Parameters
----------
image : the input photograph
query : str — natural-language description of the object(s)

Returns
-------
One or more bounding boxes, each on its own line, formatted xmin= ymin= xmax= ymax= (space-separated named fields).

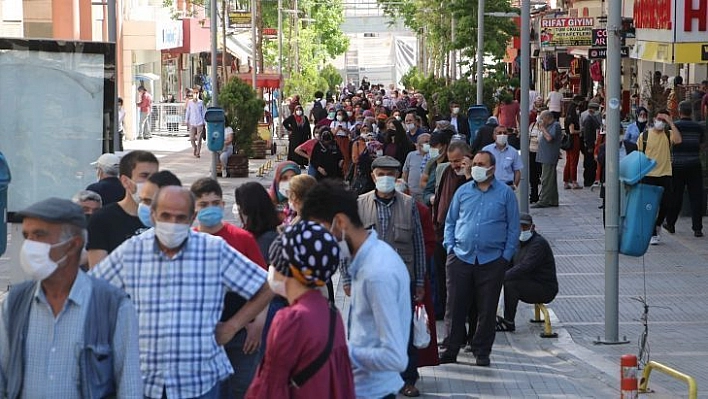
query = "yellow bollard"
xmin=639 ymin=361 xmax=697 ymax=399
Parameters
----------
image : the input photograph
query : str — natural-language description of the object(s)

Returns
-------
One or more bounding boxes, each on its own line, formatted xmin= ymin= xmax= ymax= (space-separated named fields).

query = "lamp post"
xmin=476 ymin=0 xmax=484 ymax=104
xmin=210 ymin=0 xmax=219 ymax=180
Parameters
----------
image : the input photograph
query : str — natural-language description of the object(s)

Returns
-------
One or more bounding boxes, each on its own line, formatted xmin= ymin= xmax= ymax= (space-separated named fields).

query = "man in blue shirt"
xmin=439 ymin=150 xmax=520 ymax=366
xmin=301 ymin=181 xmax=411 ymax=399
xmin=482 ymin=126 xmax=523 ymax=188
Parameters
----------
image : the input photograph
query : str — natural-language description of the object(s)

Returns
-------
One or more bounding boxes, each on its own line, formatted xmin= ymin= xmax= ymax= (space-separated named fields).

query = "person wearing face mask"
xmin=136 ymin=170 xmax=182 ymax=228
xmin=482 ymin=126 xmax=523 ymax=188
xmin=1 ymin=198 xmax=143 ymax=398
xmin=625 ymin=106 xmax=649 ymax=144
xmin=531 ymin=111 xmax=562 ymax=208
xmin=300 ymin=181 xmax=411 ymax=399
xmin=286 ymin=174 xmax=318 ymax=226
xmin=190 ymin=178 xmax=269 ymax=398
xmin=87 ymin=150 xmax=159 ymax=268
xmin=268 ymin=161 xmax=301 ymax=223
xmin=316 ymin=106 xmax=338 ymax=128
xmin=86 ymin=152 xmax=125 ymax=205
xmin=580 ymin=102 xmax=602 ymax=187
xmin=246 ymin=221 xmax=355 ymax=398
xmin=353 ymin=156 xmax=426 ymax=397
xmin=310 ymin=128 xmax=344 ymax=181
xmin=637 ymin=109 xmax=682 ymax=245
xmin=442 ymin=101 xmax=471 ymax=138
xmin=470 ymin=116 xmax=499 ymax=155
xmin=283 ymin=105 xmax=312 ymax=168
xmin=496 ymin=213 xmax=558 ymax=333
xmin=439 ymin=150 xmax=520 ymax=366
xmin=402 ymin=133 xmax=431 ymax=202
xmin=330 ymin=110 xmax=353 ymax=176
xmin=91 ymin=186 xmax=274 ymax=399
xmin=404 ymin=111 xmax=425 ymax=143
xmin=421 ymin=129 xmax=453 ymax=205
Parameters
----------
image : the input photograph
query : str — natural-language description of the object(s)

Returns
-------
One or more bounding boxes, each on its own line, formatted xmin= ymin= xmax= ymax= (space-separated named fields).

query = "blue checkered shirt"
xmin=90 ymin=229 xmax=267 ymax=399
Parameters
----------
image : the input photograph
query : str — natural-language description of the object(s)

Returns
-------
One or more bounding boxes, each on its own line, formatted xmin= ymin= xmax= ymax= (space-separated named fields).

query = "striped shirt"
xmin=91 ymin=229 xmax=267 ymax=399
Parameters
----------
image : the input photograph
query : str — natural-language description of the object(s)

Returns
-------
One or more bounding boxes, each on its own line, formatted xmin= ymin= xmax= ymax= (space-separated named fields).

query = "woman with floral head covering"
xmin=246 ymin=221 xmax=354 ymax=398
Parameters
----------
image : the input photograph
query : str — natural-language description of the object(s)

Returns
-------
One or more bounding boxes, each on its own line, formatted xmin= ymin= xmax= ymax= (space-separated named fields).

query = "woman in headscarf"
xmin=625 ymin=106 xmax=648 ymax=144
xmin=246 ymin=221 xmax=354 ymax=398
xmin=309 ymin=127 xmax=344 ymax=181
xmin=283 ymin=104 xmax=311 ymax=168
xmin=383 ymin=117 xmax=416 ymax=169
xmin=268 ymin=161 xmax=301 ymax=223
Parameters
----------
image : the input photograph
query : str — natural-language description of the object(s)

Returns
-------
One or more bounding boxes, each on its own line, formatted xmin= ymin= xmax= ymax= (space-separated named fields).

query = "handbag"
xmin=529 ymin=123 xmax=540 ymax=153
xmin=413 ymin=303 xmax=431 ymax=349
xmin=560 ymin=130 xmax=573 ymax=151
xmin=290 ymin=304 xmax=337 ymax=388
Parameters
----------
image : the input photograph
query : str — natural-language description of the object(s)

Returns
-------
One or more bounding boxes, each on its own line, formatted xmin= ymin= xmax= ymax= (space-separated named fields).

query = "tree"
xmin=320 ymin=64 xmax=343 ymax=93
xmin=219 ymin=77 xmax=266 ymax=156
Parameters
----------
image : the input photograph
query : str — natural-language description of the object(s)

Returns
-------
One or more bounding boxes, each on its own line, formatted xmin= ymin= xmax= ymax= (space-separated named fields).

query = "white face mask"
xmin=653 ymin=121 xmax=666 ymax=131
xmin=295 ymin=110 xmax=303 ymax=116
xmin=279 ymin=181 xmax=290 ymax=198
xmin=452 ymin=107 xmax=460 ymax=115
xmin=455 ymin=167 xmax=467 ymax=176
xmin=429 ymin=148 xmax=440 ymax=158
xmin=406 ymin=123 xmax=416 ymax=132
xmin=519 ymin=229 xmax=533 ymax=242
xmin=337 ymin=115 xmax=344 ymax=122
xmin=471 ymin=166 xmax=490 ymax=182
xmin=375 ymin=150 xmax=383 ymax=157
xmin=375 ymin=175 xmax=396 ymax=193
xmin=330 ymin=217 xmax=351 ymax=264
xmin=20 ymin=239 xmax=70 ymax=281
xmin=155 ymin=221 xmax=190 ymax=249
xmin=496 ymin=134 xmax=508 ymax=146
xmin=638 ymin=116 xmax=647 ymax=123
xmin=267 ymin=265 xmax=287 ymax=297
xmin=132 ymin=182 xmax=144 ymax=204
xmin=421 ymin=143 xmax=430 ymax=153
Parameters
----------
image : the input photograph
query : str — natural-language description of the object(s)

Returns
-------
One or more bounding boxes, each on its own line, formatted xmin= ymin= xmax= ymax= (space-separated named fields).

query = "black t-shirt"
xmin=86 ymin=177 xmax=126 ymax=205
xmin=87 ymin=203 xmax=148 ymax=253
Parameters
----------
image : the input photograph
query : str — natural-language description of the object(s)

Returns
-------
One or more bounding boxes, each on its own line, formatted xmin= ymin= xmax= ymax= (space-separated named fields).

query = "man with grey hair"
xmin=531 ymin=110 xmax=562 ymax=208
xmin=86 ymin=153 xmax=125 ymax=205
xmin=91 ymin=186 xmax=273 ymax=399
xmin=402 ymin=132 xmax=431 ymax=201
xmin=0 ymin=197 xmax=142 ymax=398
xmin=72 ymin=190 xmax=103 ymax=216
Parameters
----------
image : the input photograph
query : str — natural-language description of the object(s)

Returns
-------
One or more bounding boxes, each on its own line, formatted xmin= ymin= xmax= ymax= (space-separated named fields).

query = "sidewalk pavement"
xmin=126 ymin=137 xmax=708 ymax=397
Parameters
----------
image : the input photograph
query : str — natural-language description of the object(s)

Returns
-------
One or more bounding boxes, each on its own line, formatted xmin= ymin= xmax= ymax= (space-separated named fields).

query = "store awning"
xmin=235 ymin=73 xmax=282 ymax=89
xmin=135 ymin=73 xmax=160 ymax=81
xmin=225 ymin=34 xmax=253 ymax=63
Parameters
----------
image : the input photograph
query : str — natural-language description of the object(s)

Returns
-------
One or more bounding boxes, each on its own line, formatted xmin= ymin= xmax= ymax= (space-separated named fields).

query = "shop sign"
xmin=588 ymin=46 xmax=629 ymax=59
xmin=156 ymin=20 xmax=183 ymax=50
xmin=262 ymin=28 xmax=278 ymax=38
xmin=703 ymin=44 xmax=708 ymax=61
xmin=229 ymin=11 xmax=252 ymax=28
xmin=635 ymin=0 xmax=708 ymax=43
xmin=540 ymin=17 xmax=594 ymax=48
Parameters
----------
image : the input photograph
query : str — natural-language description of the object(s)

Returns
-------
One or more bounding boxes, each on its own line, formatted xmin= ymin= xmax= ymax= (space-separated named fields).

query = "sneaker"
xmin=650 ymin=235 xmax=660 ymax=245
xmin=694 ymin=230 xmax=704 ymax=238
xmin=662 ymin=223 xmax=675 ymax=234
xmin=475 ymin=355 xmax=491 ymax=367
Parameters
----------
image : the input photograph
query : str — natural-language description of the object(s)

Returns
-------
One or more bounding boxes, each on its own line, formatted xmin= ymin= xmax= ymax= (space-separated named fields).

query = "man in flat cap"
xmin=496 ymin=213 xmax=558 ymax=332
xmin=353 ymin=155 xmax=425 ymax=397
xmin=0 ymin=197 xmax=142 ymax=398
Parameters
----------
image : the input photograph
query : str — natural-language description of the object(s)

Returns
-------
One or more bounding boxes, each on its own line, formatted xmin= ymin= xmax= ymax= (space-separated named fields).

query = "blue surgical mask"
xmin=519 ymin=229 xmax=533 ymax=242
xmin=197 ymin=206 xmax=224 ymax=228
xmin=138 ymin=203 xmax=153 ymax=227
xmin=375 ymin=175 xmax=396 ymax=193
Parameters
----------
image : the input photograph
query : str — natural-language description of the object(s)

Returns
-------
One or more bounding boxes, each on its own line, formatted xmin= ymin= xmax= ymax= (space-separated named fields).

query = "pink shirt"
xmin=497 ymin=101 xmax=520 ymax=128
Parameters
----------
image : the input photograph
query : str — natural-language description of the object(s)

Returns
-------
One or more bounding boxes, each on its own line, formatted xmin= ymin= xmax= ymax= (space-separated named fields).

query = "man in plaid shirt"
xmin=91 ymin=186 xmax=273 ymax=399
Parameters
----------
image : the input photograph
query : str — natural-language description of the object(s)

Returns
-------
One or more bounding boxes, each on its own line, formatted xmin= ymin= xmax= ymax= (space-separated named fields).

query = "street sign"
xmin=588 ymin=46 xmax=630 ymax=59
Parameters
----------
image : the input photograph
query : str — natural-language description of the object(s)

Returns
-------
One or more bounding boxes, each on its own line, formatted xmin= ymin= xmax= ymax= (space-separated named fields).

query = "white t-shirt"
xmin=528 ymin=90 xmax=539 ymax=112
xmin=547 ymin=91 xmax=563 ymax=112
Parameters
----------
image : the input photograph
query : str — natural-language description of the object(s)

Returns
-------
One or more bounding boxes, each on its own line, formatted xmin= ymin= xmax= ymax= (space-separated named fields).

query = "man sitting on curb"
xmin=496 ymin=213 xmax=558 ymax=332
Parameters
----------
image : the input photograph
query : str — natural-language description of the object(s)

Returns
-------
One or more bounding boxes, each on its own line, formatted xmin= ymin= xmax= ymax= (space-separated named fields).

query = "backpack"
xmin=312 ymin=101 xmax=327 ymax=123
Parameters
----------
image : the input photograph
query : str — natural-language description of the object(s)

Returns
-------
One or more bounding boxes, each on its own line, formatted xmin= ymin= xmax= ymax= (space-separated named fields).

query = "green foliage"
xmin=320 ymin=64 xmax=343 ymax=93
xmin=219 ymin=77 xmax=266 ymax=156
xmin=284 ymin=66 xmax=329 ymax=101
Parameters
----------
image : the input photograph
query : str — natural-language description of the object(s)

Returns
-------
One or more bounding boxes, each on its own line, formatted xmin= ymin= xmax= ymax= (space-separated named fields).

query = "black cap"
xmin=520 ymin=212 xmax=533 ymax=226
xmin=17 ymin=197 xmax=87 ymax=228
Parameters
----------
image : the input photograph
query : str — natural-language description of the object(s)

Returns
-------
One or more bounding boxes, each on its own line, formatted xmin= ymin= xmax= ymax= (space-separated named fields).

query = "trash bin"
xmin=205 ymin=107 xmax=225 ymax=152
xmin=467 ymin=105 xmax=489 ymax=146
xmin=618 ymin=150 xmax=662 ymax=256
xmin=0 ymin=151 xmax=11 ymax=256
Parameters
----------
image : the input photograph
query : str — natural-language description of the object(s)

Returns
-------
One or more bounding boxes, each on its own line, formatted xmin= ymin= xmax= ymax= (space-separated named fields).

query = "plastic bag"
xmin=413 ymin=303 xmax=431 ymax=349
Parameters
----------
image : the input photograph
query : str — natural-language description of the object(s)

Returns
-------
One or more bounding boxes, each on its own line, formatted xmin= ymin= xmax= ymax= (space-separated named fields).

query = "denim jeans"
xmin=219 ymin=329 xmax=263 ymax=399
xmin=139 ymin=111 xmax=151 ymax=138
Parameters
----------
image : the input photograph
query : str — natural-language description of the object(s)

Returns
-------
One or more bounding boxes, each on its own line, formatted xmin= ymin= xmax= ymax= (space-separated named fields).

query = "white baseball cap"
xmin=91 ymin=153 xmax=121 ymax=171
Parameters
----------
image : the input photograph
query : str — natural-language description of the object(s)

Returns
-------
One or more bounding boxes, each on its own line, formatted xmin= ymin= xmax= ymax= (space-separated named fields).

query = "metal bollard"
xmin=620 ymin=354 xmax=638 ymax=399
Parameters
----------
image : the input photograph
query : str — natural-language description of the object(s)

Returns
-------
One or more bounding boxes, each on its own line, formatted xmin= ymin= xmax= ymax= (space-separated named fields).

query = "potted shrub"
xmin=219 ymin=77 xmax=266 ymax=160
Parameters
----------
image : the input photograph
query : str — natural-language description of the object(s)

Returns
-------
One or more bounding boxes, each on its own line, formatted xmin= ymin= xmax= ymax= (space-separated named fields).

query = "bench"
xmin=529 ymin=303 xmax=558 ymax=338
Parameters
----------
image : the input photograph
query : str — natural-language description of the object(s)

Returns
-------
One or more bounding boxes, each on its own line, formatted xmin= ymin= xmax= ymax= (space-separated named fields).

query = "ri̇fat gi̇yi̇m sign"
xmin=540 ymin=17 xmax=595 ymax=48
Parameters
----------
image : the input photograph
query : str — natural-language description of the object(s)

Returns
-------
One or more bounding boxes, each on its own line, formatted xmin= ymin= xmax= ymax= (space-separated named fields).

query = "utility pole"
xmin=476 ymin=0 xmax=485 ymax=104
xmin=293 ymin=0 xmax=299 ymax=74
xmin=278 ymin=0 xmax=284 ymax=137
xmin=251 ymin=0 xmax=257 ymax=89
xmin=519 ymin=0 xmax=530 ymax=213
xmin=600 ymin=0 xmax=626 ymax=345
xmin=450 ymin=16 xmax=456 ymax=80
xmin=210 ymin=0 xmax=219 ymax=180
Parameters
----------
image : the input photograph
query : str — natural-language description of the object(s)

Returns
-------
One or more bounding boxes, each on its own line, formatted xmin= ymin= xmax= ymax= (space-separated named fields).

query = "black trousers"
xmin=582 ymin=149 xmax=596 ymax=187
xmin=503 ymin=280 xmax=557 ymax=322
xmin=433 ymin=241 xmax=447 ymax=319
xmin=641 ymin=175 xmax=673 ymax=235
xmin=529 ymin=152 xmax=542 ymax=203
xmin=444 ymin=254 xmax=505 ymax=357
xmin=666 ymin=166 xmax=704 ymax=232
xmin=401 ymin=284 xmax=419 ymax=385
